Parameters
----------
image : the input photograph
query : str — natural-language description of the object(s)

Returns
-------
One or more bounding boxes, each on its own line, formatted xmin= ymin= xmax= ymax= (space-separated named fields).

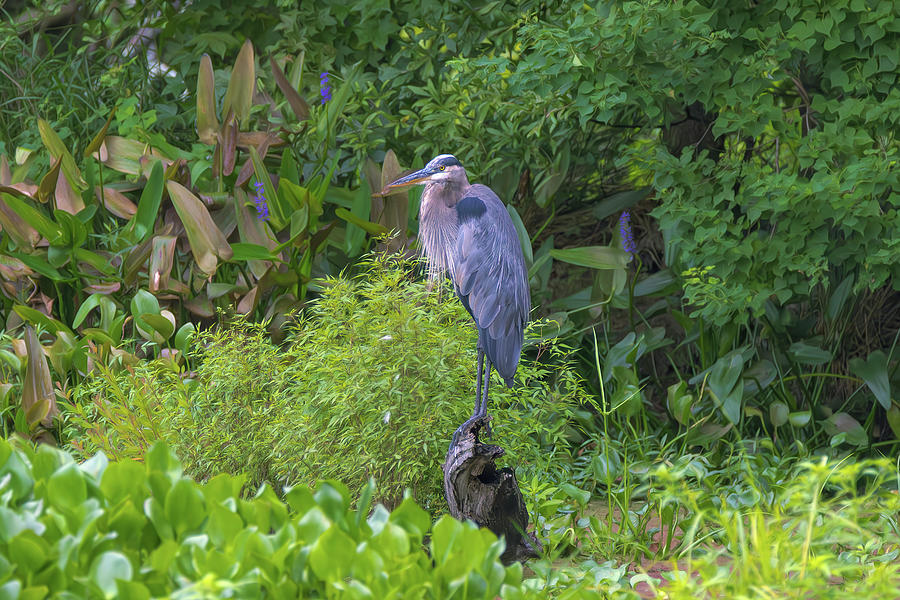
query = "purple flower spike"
xmin=320 ymin=72 xmax=332 ymax=105
xmin=252 ymin=180 xmax=269 ymax=221
xmin=619 ymin=211 xmax=636 ymax=254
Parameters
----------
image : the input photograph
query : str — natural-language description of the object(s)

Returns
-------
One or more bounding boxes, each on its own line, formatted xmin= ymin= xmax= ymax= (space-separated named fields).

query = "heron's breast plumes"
xmin=419 ymin=186 xmax=460 ymax=282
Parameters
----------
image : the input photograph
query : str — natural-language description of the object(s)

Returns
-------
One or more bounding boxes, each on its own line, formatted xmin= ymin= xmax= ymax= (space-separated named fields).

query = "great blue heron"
xmin=381 ymin=154 xmax=531 ymax=425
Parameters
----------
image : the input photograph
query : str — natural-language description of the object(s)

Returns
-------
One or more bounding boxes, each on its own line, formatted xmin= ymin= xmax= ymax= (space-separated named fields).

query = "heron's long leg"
xmin=478 ymin=357 xmax=492 ymax=418
xmin=473 ymin=348 xmax=484 ymax=418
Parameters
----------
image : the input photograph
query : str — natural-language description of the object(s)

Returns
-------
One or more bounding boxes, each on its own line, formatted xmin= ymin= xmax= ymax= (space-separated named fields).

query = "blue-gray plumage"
xmin=382 ymin=154 xmax=531 ymax=423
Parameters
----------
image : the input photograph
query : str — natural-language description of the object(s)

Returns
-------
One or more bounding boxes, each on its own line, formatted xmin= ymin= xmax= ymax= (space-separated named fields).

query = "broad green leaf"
xmin=166 ymin=180 xmax=233 ymax=275
xmin=15 ymin=306 xmax=72 ymax=336
xmin=164 ymin=478 xmax=206 ymax=536
xmin=388 ymin=495 xmax=430 ymax=540
xmin=559 ymin=482 xmax=591 ymax=506
xmin=849 ymin=351 xmax=891 ymax=410
xmin=309 ymin=525 xmax=355 ymax=581
xmin=100 ymin=460 xmax=147 ymax=505
xmin=47 ymin=462 xmax=87 ymax=508
xmin=131 ymin=289 xmax=160 ymax=317
xmin=222 ymin=39 xmax=255 ymax=124
xmin=197 ymin=54 xmax=219 ymax=145
xmin=131 ymin=161 xmax=165 ymax=241
xmin=90 ymin=551 xmax=133 ymax=597
xmin=141 ymin=313 xmax=175 ymax=341
xmin=8 ymin=251 xmax=65 ymax=281
xmin=550 ymin=246 xmax=627 ymax=270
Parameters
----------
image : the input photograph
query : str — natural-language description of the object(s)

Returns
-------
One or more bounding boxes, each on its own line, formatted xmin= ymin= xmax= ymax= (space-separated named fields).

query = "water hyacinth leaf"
xmin=787 ymin=341 xmax=832 ymax=365
xmin=769 ymin=401 xmax=789 ymax=427
xmin=90 ymin=551 xmax=133 ymax=597
xmin=22 ymin=325 xmax=57 ymax=428
xmin=166 ymin=180 xmax=233 ymax=275
xmin=38 ymin=119 xmax=85 ymax=191
xmin=848 ymin=350 xmax=891 ymax=410
xmin=270 ymin=56 xmax=310 ymax=121
xmin=95 ymin=186 xmax=137 ymax=219
xmin=84 ymin=105 xmax=117 ymax=158
xmin=196 ymin=54 xmax=218 ymax=145
xmin=309 ymin=525 xmax=355 ymax=581
xmin=222 ymin=39 xmax=255 ymax=124
xmin=550 ymin=246 xmax=628 ymax=270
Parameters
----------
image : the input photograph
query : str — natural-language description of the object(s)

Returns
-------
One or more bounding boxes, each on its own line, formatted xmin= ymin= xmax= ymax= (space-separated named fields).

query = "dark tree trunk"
xmin=442 ymin=415 xmax=541 ymax=564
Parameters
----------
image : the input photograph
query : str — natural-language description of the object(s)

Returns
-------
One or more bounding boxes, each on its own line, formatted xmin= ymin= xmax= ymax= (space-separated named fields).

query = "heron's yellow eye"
xmin=439 ymin=165 xmax=445 ymax=171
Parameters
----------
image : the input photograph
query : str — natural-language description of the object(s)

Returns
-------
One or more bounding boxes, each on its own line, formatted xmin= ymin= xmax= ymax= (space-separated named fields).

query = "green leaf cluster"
xmin=1 ymin=438 xmax=597 ymax=598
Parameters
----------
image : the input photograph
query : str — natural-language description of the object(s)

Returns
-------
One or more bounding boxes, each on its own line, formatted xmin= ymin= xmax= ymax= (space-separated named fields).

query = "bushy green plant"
xmin=0 ymin=438 xmax=636 ymax=599
xmin=68 ymin=254 xmax=590 ymax=510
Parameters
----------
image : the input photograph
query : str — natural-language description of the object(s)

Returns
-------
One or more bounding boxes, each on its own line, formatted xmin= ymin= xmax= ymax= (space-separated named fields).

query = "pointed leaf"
xmin=131 ymin=161 xmax=165 ymax=241
xmin=95 ymin=186 xmax=138 ymax=219
xmin=166 ymin=180 xmax=233 ymax=275
xmin=222 ymin=39 xmax=255 ymax=124
xmin=270 ymin=56 xmax=310 ymax=120
xmin=550 ymin=246 xmax=628 ymax=270
xmin=84 ymin=105 xmax=118 ymax=158
xmin=149 ymin=236 xmax=177 ymax=292
xmin=38 ymin=157 xmax=62 ymax=204
xmin=38 ymin=119 xmax=85 ymax=191
xmin=0 ymin=194 xmax=40 ymax=248
xmin=196 ymin=54 xmax=219 ymax=145
xmin=22 ymin=325 xmax=57 ymax=428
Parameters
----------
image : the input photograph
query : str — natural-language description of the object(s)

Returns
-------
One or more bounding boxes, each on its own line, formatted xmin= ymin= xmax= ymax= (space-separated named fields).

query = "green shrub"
xmin=0 ymin=438 xmax=628 ymax=598
xmin=68 ymin=255 xmax=590 ymax=510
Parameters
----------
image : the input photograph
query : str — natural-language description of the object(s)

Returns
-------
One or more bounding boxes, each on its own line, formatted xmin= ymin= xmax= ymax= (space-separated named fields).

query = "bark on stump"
xmin=442 ymin=415 xmax=541 ymax=564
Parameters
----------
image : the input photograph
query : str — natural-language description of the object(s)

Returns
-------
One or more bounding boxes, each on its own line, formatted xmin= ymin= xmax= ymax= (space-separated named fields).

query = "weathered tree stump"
xmin=443 ymin=415 xmax=542 ymax=564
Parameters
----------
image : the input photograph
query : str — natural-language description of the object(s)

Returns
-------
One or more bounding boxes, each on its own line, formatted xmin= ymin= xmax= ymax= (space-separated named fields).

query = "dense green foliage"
xmin=0 ymin=437 xmax=626 ymax=599
xmin=2 ymin=0 xmax=900 ymax=595
xmin=67 ymin=256 xmax=587 ymax=510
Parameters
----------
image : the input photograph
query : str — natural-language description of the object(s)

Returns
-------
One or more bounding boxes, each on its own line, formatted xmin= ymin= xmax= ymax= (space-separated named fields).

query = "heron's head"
xmin=380 ymin=154 xmax=467 ymax=193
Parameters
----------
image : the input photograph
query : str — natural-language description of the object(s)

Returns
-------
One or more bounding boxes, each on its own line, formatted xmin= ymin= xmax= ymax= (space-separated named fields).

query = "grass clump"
xmin=68 ymin=254 xmax=589 ymax=510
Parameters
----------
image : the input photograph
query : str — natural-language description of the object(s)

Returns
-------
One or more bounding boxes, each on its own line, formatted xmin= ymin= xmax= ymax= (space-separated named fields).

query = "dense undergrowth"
xmin=66 ymin=256 xmax=588 ymax=510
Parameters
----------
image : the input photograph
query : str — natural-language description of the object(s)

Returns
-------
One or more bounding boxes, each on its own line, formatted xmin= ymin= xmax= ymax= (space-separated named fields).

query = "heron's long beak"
xmin=374 ymin=167 xmax=435 ymax=197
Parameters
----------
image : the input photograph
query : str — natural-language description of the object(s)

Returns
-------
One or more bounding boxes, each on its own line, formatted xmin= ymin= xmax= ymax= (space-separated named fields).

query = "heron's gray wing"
xmin=453 ymin=185 xmax=531 ymax=384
